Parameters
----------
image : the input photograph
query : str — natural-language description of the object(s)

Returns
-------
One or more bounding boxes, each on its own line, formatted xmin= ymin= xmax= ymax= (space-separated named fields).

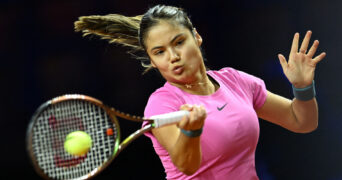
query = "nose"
xmin=169 ymin=48 xmax=180 ymax=63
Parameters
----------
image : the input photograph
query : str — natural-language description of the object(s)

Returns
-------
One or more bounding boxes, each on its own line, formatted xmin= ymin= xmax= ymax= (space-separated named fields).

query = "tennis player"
xmin=75 ymin=4 xmax=326 ymax=179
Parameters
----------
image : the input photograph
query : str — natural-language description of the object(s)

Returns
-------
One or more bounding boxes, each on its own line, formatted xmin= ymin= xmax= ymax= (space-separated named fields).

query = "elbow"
xmin=178 ymin=163 xmax=201 ymax=176
xmin=302 ymin=122 xmax=318 ymax=133
xmin=174 ymin=157 xmax=201 ymax=176
xmin=294 ymin=121 xmax=318 ymax=133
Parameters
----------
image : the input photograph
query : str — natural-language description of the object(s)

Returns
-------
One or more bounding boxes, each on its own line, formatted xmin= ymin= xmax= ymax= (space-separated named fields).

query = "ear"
xmin=193 ymin=28 xmax=203 ymax=46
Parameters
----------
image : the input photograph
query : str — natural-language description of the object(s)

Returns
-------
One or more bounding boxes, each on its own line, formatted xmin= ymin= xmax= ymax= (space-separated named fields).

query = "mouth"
xmin=172 ymin=65 xmax=184 ymax=75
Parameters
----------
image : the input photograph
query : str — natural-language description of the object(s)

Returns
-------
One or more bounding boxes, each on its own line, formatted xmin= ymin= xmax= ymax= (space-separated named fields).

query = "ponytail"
xmin=74 ymin=14 xmax=153 ymax=73
xmin=74 ymin=14 xmax=143 ymax=50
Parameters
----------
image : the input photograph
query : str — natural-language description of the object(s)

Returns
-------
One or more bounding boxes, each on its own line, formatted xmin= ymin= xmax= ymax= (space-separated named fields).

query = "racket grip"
xmin=151 ymin=110 xmax=189 ymax=128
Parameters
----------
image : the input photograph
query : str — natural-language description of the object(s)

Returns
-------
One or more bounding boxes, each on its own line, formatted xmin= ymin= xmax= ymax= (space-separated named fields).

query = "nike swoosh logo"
xmin=217 ymin=103 xmax=228 ymax=111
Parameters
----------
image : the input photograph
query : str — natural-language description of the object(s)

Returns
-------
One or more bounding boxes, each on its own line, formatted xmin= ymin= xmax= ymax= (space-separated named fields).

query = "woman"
xmin=75 ymin=4 xmax=326 ymax=179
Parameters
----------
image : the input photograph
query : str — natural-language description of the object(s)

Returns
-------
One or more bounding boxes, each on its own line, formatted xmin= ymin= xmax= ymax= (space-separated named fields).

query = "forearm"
xmin=256 ymin=91 xmax=318 ymax=133
xmin=291 ymin=98 xmax=318 ymax=133
xmin=170 ymin=131 xmax=202 ymax=175
xmin=152 ymin=105 xmax=205 ymax=175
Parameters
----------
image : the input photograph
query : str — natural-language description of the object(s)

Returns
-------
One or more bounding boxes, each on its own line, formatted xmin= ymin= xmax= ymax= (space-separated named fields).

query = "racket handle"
xmin=151 ymin=110 xmax=189 ymax=128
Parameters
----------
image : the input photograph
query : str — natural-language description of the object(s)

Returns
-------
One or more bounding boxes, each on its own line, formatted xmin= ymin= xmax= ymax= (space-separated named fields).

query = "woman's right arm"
xmin=151 ymin=105 xmax=206 ymax=175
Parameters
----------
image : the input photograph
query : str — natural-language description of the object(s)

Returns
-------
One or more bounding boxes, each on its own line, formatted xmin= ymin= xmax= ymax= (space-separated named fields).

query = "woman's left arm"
xmin=256 ymin=31 xmax=326 ymax=133
xmin=256 ymin=91 xmax=318 ymax=133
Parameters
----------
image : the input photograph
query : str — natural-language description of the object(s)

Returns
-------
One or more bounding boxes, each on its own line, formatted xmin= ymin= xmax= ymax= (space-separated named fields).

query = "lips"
xmin=172 ymin=65 xmax=184 ymax=75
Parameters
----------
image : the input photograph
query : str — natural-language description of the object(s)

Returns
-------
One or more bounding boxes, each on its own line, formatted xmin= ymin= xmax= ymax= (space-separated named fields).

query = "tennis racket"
xmin=26 ymin=94 xmax=188 ymax=180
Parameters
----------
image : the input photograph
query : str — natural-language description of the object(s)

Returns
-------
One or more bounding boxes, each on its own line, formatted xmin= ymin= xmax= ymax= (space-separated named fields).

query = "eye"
xmin=154 ymin=50 xmax=164 ymax=55
xmin=176 ymin=39 xmax=184 ymax=46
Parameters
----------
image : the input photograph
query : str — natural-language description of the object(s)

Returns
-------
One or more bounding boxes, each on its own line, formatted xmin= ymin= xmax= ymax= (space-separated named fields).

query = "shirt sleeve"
xmin=143 ymin=88 xmax=184 ymax=139
xmin=144 ymin=90 xmax=181 ymax=118
xmin=217 ymin=67 xmax=267 ymax=110
xmin=235 ymin=69 xmax=267 ymax=109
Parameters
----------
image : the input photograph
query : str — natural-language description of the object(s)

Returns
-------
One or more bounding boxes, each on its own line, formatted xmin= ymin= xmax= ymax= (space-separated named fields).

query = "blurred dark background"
xmin=1 ymin=0 xmax=341 ymax=179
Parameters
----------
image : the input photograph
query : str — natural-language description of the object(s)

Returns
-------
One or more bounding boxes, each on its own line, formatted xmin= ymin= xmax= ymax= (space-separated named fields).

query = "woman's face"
xmin=144 ymin=21 xmax=204 ymax=85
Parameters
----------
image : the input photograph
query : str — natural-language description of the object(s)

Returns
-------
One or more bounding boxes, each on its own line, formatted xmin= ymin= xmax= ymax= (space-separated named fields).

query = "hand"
xmin=178 ymin=104 xmax=206 ymax=131
xmin=278 ymin=31 xmax=326 ymax=88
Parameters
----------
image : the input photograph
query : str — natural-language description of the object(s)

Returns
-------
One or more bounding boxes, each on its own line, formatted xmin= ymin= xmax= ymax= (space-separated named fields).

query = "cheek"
xmin=184 ymin=46 xmax=202 ymax=64
xmin=151 ymin=58 xmax=169 ymax=71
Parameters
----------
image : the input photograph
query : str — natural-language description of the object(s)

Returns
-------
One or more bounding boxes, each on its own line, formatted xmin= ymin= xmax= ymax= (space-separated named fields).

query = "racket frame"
xmin=26 ymin=94 xmax=182 ymax=180
xmin=26 ymin=95 xmax=125 ymax=180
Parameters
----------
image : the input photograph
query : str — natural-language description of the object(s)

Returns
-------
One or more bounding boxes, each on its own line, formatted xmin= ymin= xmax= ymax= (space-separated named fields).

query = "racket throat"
xmin=114 ymin=124 xmax=153 ymax=158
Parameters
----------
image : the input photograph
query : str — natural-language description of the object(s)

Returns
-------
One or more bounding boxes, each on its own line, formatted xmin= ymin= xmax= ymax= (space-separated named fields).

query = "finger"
xmin=313 ymin=52 xmax=326 ymax=65
xmin=278 ymin=54 xmax=288 ymax=70
xmin=299 ymin=30 xmax=312 ymax=53
xmin=191 ymin=105 xmax=204 ymax=129
xmin=199 ymin=105 xmax=206 ymax=115
xmin=291 ymin=32 xmax=300 ymax=54
xmin=199 ymin=105 xmax=207 ymax=118
xmin=195 ymin=105 xmax=204 ymax=121
xmin=187 ymin=105 xmax=197 ymax=120
xmin=191 ymin=105 xmax=199 ymax=121
xmin=180 ymin=104 xmax=193 ymax=111
xmin=177 ymin=113 xmax=189 ymax=129
xmin=307 ymin=40 xmax=319 ymax=58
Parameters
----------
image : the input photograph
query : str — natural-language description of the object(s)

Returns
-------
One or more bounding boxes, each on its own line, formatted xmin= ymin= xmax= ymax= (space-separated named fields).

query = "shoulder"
xmin=209 ymin=67 xmax=263 ymax=86
xmin=147 ymin=84 xmax=183 ymax=105
xmin=144 ymin=84 xmax=184 ymax=118
xmin=209 ymin=67 xmax=267 ymax=108
xmin=210 ymin=67 xmax=260 ymax=80
xmin=209 ymin=67 xmax=237 ymax=76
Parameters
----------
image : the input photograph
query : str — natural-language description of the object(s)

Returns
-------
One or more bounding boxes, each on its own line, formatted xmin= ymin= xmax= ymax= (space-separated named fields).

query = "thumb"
xmin=177 ymin=113 xmax=189 ymax=129
xmin=278 ymin=54 xmax=288 ymax=71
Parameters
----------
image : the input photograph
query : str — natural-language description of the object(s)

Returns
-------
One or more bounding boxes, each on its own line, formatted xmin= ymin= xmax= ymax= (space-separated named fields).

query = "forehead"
xmin=145 ymin=21 xmax=190 ymax=49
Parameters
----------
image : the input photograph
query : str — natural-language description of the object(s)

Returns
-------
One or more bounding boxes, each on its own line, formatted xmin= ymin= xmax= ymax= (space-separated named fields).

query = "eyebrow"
xmin=150 ymin=33 xmax=185 ymax=52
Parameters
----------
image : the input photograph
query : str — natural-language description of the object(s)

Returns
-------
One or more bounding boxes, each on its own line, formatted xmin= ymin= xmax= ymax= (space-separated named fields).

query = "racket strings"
xmin=31 ymin=100 xmax=118 ymax=180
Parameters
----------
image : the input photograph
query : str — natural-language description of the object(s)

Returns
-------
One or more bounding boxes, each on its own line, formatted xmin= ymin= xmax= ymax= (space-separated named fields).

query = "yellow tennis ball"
xmin=64 ymin=131 xmax=92 ymax=156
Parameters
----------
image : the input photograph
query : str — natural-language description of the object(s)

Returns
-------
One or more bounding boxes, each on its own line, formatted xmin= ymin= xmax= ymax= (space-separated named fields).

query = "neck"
xmin=184 ymin=81 xmax=209 ymax=89
xmin=171 ymin=75 xmax=219 ymax=95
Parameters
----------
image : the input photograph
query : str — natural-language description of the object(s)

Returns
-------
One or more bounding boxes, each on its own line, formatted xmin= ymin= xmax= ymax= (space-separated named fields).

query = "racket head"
xmin=26 ymin=94 xmax=121 ymax=180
